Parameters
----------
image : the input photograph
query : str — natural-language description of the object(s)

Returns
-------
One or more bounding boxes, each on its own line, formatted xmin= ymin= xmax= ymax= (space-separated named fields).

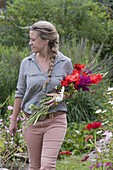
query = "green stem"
xmin=25 ymin=104 xmax=49 ymax=128
xmin=33 ymin=108 xmax=48 ymax=124
xmin=94 ymin=130 xmax=96 ymax=149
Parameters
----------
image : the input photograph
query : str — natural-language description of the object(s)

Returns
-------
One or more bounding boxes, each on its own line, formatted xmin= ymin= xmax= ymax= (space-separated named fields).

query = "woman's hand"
xmin=9 ymin=121 xmax=18 ymax=136
xmin=45 ymin=93 xmax=61 ymax=108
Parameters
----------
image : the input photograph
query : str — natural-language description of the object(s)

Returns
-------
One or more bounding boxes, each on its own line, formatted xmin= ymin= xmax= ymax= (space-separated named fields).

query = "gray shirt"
xmin=15 ymin=51 xmax=73 ymax=114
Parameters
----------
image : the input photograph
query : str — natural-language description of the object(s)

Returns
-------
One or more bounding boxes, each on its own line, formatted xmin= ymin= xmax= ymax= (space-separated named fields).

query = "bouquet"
xmin=24 ymin=63 xmax=103 ymax=128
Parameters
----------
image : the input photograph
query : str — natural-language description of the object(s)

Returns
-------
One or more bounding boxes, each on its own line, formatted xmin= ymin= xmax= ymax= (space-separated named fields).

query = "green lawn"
xmin=56 ymin=156 xmax=91 ymax=170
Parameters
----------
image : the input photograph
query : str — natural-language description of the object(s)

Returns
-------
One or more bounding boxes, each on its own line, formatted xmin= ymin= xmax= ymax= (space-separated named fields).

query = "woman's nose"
xmin=29 ymin=40 xmax=32 ymax=45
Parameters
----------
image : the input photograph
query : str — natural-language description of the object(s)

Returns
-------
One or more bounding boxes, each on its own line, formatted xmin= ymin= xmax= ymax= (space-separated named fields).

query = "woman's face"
xmin=29 ymin=30 xmax=47 ymax=53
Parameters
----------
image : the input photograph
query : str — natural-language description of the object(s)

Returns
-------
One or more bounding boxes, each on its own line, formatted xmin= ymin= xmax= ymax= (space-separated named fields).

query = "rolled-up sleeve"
xmin=65 ymin=58 xmax=73 ymax=75
xmin=67 ymin=59 xmax=73 ymax=74
xmin=15 ymin=61 xmax=26 ymax=98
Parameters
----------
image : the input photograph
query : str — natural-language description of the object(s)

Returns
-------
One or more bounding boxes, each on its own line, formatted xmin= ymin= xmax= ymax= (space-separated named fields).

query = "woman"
xmin=9 ymin=21 xmax=73 ymax=170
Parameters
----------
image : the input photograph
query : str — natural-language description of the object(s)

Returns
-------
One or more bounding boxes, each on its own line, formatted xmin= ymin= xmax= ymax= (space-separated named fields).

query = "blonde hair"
xmin=30 ymin=21 xmax=59 ymax=88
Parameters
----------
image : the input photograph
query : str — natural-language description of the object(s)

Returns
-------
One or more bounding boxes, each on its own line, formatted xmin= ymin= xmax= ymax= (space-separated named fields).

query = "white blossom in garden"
xmin=102 ymin=109 xmax=107 ymax=113
xmin=107 ymin=92 xmax=112 ymax=95
xmin=108 ymin=101 xmax=113 ymax=105
xmin=95 ymin=109 xmax=102 ymax=113
xmin=107 ymin=87 xmax=113 ymax=91
xmin=102 ymin=120 xmax=109 ymax=125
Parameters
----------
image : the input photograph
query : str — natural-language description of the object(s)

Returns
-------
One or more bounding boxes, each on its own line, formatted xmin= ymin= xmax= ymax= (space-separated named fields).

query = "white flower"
xmin=55 ymin=86 xmax=58 ymax=89
xmin=99 ymin=138 xmax=104 ymax=143
xmin=17 ymin=129 xmax=22 ymax=133
xmin=4 ymin=141 xmax=9 ymax=144
xmin=107 ymin=87 xmax=113 ymax=91
xmin=102 ymin=109 xmax=107 ymax=113
xmin=102 ymin=120 xmax=109 ymax=125
xmin=108 ymin=100 xmax=113 ymax=105
xmin=20 ymin=134 xmax=23 ymax=137
xmin=75 ymin=130 xmax=80 ymax=134
xmin=95 ymin=109 xmax=102 ymax=113
xmin=96 ymin=147 xmax=102 ymax=153
xmin=107 ymin=92 xmax=112 ymax=95
xmin=97 ymin=130 xmax=103 ymax=134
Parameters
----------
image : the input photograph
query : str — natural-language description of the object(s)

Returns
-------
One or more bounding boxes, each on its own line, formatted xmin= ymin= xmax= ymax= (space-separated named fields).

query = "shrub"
xmin=61 ymin=122 xmax=88 ymax=155
xmin=0 ymin=0 xmax=109 ymax=53
xmin=0 ymin=45 xmax=29 ymax=103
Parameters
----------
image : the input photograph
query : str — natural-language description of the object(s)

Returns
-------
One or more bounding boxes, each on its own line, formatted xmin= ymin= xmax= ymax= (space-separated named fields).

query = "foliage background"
xmin=0 ymin=0 xmax=113 ymax=55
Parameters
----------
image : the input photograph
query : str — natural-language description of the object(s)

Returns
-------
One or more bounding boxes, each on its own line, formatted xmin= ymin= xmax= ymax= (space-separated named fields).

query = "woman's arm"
xmin=9 ymin=97 xmax=23 ymax=136
xmin=11 ymin=97 xmax=23 ymax=121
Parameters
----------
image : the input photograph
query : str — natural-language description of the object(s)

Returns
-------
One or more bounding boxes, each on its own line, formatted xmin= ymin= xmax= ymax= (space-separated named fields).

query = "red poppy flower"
xmin=90 ymin=74 xmax=102 ymax=84
xmin=60 ymin=151 xmax=72 ymax=155
xmin=74 ymin=64 xmax=85 ymax=73
xmin=65 ymin=74 xmax=79 ymax=83
xmin=86 ymin=123 xmax=94 ymax=130
xmin=92 ymin=122 xmax=102 ymax=129
xmin=86 ymin=122 xmax=102 ymax=130
xmin=74 ymin=79 xmax=80 ymax=86
xmin=61 ymin=80 xmax=69 ymax=86
xmin=72 ymin=69 xmax=80 ymax=76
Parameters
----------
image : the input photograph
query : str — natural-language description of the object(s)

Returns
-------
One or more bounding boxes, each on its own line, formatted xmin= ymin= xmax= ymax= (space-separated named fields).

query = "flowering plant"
xmin=85 ymin=122 xmax=102 ymax=130
xmin=81 ymin=122 xmax=113 ymax=170
xmin=60 ymin=151 xmax=72 ymax=155
xmin=24 ymin=63 xmax=103 ymax=128
xmin=59 ymin=150 xmax=72 ymax=164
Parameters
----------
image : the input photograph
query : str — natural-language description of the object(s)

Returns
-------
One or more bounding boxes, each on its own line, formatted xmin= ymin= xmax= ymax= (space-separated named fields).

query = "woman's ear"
xmin=44 ymin=40 xmax=49 ymax=44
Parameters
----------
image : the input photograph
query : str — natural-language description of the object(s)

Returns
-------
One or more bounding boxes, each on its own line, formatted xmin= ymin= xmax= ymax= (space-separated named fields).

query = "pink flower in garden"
xmin=9 ymin=115 xmax=19 ymax=122
xmin=7 ymin=105 xmax=13 ymax=110
xmin=81 ymin=155 xmax=89 ymax=162
xmin=89 ymin=164 xmax=95 ymax=170
xmin=102 ymin=130 xmax=112 ymax=142
xmin=9 ymin=115 xmax=25 ymax=122
xmin=89 ymin=162 xmax=112 ymax=170
xmin=19 ymin=116 xmax=26 ymax=121
xmin=104 ymin=162 xmax=112 ymax=167
xmin=90 ymin=163 xmax=103 ymax=169
xmin=5 ymin=125 xmax=10 ymax=133
xmin=85 ymin=135 xmax=93 ymax=142
xmin=0 ymin=118 xmax=3 ymax=125
xmin=96 ymin=162 xmax=103 ymax=168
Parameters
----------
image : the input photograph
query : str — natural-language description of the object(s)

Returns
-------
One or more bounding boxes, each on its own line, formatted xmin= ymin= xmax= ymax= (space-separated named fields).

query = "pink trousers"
xmin=23 ymin=112 xmax=67 ymax=170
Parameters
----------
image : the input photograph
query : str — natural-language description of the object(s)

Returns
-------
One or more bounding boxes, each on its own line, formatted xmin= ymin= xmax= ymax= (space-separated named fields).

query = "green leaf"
xmin=0 ymin=137 xmax=5 ymax=152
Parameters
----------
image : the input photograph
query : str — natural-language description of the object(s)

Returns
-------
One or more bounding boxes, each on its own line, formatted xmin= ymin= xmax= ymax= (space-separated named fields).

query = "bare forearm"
xmin=11 ymin=98 xmax=23 ymax=121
